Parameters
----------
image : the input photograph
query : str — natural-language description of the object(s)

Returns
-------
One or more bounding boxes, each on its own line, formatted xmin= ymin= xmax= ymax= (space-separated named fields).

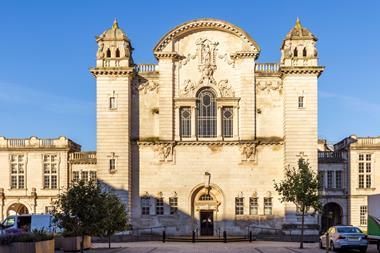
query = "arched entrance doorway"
xmin=190 ymin=183 xmax=224 ymax=236
xmin=7 ymin=203 xmax=29 ymax=216
xmin=321 ymin=202 xmax=343 ymax=232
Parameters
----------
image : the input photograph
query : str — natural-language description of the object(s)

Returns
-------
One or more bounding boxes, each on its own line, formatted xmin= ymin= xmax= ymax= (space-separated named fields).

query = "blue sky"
xmin=0 ymin=0 xmax=379 ymax=150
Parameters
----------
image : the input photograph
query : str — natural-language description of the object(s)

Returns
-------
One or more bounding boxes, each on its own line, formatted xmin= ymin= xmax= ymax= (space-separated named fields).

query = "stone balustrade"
xmin=255 ymin=63 xmax=280 ymax=73
xmin=355 ymin=137 xmax=380 ymax=146
xmin=135 ymin=64 xmax=158 ymax=72
xmin=69 ymin=151 xmax=97 ymax=164
xmin=0 ymin=136 xmax=80 ymax=150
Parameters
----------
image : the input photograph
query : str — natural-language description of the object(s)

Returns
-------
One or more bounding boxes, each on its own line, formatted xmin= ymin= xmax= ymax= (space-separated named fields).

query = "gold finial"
xmin=295 ymin=17 xmax=302 ymax=29
xmin=112 ymin=18 xmax=119 ymax=29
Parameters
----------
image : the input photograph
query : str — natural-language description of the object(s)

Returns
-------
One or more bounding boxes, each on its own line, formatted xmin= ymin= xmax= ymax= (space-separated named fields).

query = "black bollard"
xmin=192 ymin=230 xmax=195 ymax=243
xmin=223 ymin=231 xmax=227 ymax=243
xmin=162 ymin=230 xmax=166 ymax=243
xmin=249 ymin=231 xmax=252 ymax=243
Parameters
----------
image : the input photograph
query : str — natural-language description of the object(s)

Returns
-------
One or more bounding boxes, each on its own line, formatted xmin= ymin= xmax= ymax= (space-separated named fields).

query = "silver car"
xmin=320 ymin=226 xmax=368 ymax=252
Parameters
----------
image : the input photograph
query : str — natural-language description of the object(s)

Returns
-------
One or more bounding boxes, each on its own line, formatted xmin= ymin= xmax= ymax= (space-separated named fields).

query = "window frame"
xmin=222 ymin=106 xmax=233 ymax=138
xmin=360 ymin=205 xmax=367 ymax=226
xmin=155 ymin=197 xmax=164 ymax=215
xmin=169 ymin=197 xmax=178 ymax=215
xmin=180 ymin=107 xmax=191 ymax=138
xmin=249 ymin=197 xmax=258 ymax=215
xmin=10 ymin=154 xmax=26 ymax=189
xmin=264 ymin=197 xmax=273 ymax=215
xmin=235 ymin=197 xmax=244 ymax=215
xmin=358 ymin=154 xmax=372 ymax=189
xmin=196 ymin=88 xmax=217 ymax=138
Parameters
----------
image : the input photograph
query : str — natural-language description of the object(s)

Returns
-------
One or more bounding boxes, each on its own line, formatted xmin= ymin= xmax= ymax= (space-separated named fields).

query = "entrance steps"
xmin=166 ymin=236 xmax=250 ymax=243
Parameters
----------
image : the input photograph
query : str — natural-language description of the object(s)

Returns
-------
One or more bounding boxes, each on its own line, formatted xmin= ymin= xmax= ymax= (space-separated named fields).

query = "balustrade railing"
xmin=69 ymin=152 xmax=96 ymax=161
xmin=135 ymin=64 xmax=158 ymax=73
xmin=255 ymin=63 xmax=280 ymax=73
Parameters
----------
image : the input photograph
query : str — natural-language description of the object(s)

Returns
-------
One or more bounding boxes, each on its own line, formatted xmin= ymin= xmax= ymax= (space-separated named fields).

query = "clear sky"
xmin=0 ymin=0 xmax=379 ymax=150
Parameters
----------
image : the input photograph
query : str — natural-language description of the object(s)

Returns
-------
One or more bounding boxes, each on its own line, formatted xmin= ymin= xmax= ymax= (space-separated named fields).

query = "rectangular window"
xmin=90 ymin=171 xmax=97 ymax=181
xmin=42 ymin=154 xmax=58 ymax=189
xmin=109 ymin=159 xmax=116 ymax=172
xmin=109 ymin=96 xmax=117 ymax=109
xmin=81 ymin=171 xmax=89 ymax=182
xmin=141 ymin=197 xmax=150 ymax=215
xmin=319 ymin=172 xmax=325 ymax=190
xmin=156 ymin=198 xmax=164 ymax=215
xmin=180 ymin=107 xmax=191 ymax=138
xmin=73 ymin=171 xmax=80 ymax=183
xmin=298 ymin=96 xmax=304 ymax=108
xmin=335 ymin=171 xmax=342 ymax=189
xmin=235 ymin=197 xmax=244 ymax=215
xmin=264 ymin=198 xmax=272 ymax=215
xmin=358 ymin=154 xmax=372 ymax=189
xmin=10 ymin=154 xmax=26 ymax=189
xmin=360 ymin=206 xmax=367 ymax=226
xmin=222 ymin=107 xmax=233 ymax=138
xmin=169 ymin=197 xmax=178 ymax=215
xmin=249 ymin=197 xmax=258 ymax=215
xmin=327 ymin=171 xmax=333 ymax=189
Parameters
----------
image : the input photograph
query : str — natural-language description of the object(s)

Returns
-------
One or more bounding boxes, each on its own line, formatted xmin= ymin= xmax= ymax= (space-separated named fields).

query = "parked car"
xmin=0 ymin=214 xmax=57 ymax=234
xmin=320 ymin=225 xmax=368 ymax=252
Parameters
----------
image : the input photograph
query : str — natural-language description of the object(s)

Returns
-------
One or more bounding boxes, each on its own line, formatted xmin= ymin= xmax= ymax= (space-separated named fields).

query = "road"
xmin=55 ymin=241 xmax=380 ymax=253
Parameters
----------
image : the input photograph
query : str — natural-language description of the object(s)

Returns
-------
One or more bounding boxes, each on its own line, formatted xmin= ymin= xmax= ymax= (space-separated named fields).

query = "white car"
xmin=0 ymin=214 xmax=57 ymax=234
xmin=320 ymin=225 xmax=368 ymax=252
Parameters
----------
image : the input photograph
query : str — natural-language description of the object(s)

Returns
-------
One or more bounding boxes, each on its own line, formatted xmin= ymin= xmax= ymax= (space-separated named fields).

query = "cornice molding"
xmin=154 ymin=52 xmax=183 ymax=60
xmin=136 ymin=139 xmax=283 ymax=146
xmin=153 ymin=18 xmax=260 ymax=54
xmin=280 ymin=66 xmax=325 ymax=77
xmin=90 ymin=67 xmax=134 ymax=77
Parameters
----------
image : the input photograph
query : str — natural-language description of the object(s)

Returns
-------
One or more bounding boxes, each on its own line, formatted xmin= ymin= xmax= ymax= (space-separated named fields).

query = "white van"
xmin=0 ymin=214 xmax=55 ymax=234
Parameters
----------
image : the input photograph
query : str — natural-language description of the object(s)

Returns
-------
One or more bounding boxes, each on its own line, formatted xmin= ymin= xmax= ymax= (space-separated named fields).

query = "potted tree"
xmin=54 ymin=180 xmax=106 ymax=253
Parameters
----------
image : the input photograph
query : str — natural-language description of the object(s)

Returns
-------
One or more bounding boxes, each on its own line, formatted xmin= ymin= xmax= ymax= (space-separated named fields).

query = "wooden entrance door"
xmin=200 ymin=210 xmax=214 ymax=236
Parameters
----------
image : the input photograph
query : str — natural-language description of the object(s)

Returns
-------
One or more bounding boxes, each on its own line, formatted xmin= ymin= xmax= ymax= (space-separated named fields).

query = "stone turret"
xmin=281 ymin=18 xmax=318 ymax=67
xmin=95 ymin=19 xmax=133 ymax=68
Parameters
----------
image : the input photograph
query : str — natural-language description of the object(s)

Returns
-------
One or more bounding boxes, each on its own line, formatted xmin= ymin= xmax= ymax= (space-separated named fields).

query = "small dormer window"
xmin=303 ymin=47 xmax=307 ymax=57
xmin=115 ymin=48 xmax=120 ymax=58
xmin=293 ymin=48 xmax=298 ymax=57
xmin=106 ymin=48 xmax=111 ymax=58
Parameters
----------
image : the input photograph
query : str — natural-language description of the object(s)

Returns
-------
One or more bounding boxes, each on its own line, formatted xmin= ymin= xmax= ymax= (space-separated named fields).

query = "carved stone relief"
xmin=156 ymin=143 xmax=175 ymax=162
xmin=256 ymin=81 xmax=282 ymax=95
xmin=240 ymin=143 xmax=257 ymax=162
xmin=132 ymin=78 xmax=159 ymax=96
xmin=179 ymin=38 xmax=235 ymax=98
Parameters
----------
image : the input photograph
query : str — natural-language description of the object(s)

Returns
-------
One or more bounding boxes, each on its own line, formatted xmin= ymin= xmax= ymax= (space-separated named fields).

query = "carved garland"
xmin=256 ymin=81 xmax=283 ymax=95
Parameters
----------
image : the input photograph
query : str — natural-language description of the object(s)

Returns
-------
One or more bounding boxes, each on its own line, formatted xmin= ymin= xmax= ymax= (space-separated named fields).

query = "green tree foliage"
xmin=274 ymin=158 xmax=321 ymax=249
xmin=100 ymin=192 xmax=128 ymax=248
xmin=54 ymin=180 xmax=106 ymax=253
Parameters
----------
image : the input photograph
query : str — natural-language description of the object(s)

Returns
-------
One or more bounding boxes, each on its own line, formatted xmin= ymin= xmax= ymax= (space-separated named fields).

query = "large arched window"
xmin=197 ymin=88 xmax=216 ymax=138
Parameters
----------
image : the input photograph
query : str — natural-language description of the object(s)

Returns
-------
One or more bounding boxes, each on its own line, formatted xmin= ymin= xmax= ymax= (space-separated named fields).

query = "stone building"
xmin=90 ymin=17 xmax=323 ymax=235
xmin=0 ymin=136 xmax=96 ymax=221
xmin=1 ymin=17 xmax=377 ymax=236
xmin=319 ymin=135 xmax=380 ymax=232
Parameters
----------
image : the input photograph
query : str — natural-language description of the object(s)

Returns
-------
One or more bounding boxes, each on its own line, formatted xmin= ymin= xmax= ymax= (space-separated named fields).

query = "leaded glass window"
xmin=222 ymin=107 xmax=233 ymax=138
xmin=197 ymin=89 xmax=216 ymax=138
xmin=180 ymin=107 xmax=191 ymax=138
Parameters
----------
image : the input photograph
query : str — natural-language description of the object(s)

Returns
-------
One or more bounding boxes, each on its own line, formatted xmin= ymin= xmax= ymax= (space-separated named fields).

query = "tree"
xmin=54 ymin=180 xmax=106 ymax=253
xmin=274 ymin=158 xmax=321 ymax=249
xmin=100 ymin=191 xmax=129 ymax=248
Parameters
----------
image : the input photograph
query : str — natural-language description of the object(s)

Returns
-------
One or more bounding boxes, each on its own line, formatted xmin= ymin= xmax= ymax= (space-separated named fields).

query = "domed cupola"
xmin=95 ymin=19 xmax=133 ymax=68
xmin=281 ymin=18 xmax=318 ymax=67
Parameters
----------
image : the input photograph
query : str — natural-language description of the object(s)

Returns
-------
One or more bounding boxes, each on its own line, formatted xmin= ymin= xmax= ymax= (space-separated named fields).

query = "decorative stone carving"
xmin=218 ymin=53 xmax=235 ymax=66
xmin=180 ymin=80 xmax=197 ymax=97
xmin=179 ymin=38 xmax=235 ymax=98
xmin=256 ymin=81 xmax=282 ymax=95
xmin=157 ymin=143 xmax=174 ymax=162
xmin=96 ymin=42 xmax=105 ymax=59
xmin=240 ymin=143 xmax=257 ymax=162
xmin=217 ymin=80 xmax=234 ymax=97
xmin=138 ymin=80 xmax=159 ymax=94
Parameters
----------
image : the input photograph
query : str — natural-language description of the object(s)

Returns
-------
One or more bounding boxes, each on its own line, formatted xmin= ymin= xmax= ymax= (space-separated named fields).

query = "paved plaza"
xmin=54 ymin=241 xmax=379 ymax=253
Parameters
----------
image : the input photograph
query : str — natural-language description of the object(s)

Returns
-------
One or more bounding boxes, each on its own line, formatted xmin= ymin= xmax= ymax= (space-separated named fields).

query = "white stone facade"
xmin=91 ymin=18 xmax=323 ymax=235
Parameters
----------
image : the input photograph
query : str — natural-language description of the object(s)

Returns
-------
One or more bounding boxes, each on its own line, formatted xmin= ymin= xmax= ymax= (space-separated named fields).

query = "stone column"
xmin=191 ymin=106 xmax=196 ymax=140
xmin=175 ymin=106 xmax=180 ymax=140
xmin=217 ymin=106 xmax=222 ymax=140
xmin=233 ymin=106 xmax=239 ymax=139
